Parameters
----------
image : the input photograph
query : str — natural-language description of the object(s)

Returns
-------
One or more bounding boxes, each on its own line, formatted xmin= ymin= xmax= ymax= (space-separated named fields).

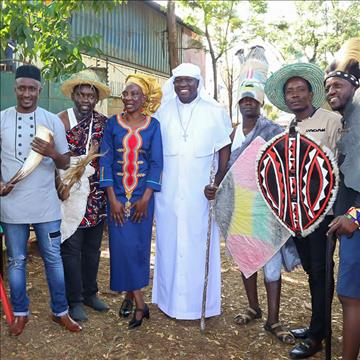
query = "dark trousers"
xmin=293 ymin=215 xmax=335 ymax=343
xmin=61 ymin=221 xmax=104 ymax=304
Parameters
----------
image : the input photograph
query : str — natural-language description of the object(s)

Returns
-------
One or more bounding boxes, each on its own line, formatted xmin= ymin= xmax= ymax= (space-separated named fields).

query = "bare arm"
xmin=214 ymin=144 xmax=231 ymax=186
xmin=204 ymin=144 xmax=231 ymax=200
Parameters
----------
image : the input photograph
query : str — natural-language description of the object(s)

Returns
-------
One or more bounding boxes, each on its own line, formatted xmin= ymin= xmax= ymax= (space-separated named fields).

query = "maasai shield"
xmin=215 ymin=137 xmax=291 ymax=278
xmin=256 ymin=129 xmax=339 ymax=237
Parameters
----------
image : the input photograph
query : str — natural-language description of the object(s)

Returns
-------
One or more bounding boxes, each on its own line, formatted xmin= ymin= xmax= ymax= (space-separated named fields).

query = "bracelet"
xmin=346 ymin=207 xmax=360 ymax=228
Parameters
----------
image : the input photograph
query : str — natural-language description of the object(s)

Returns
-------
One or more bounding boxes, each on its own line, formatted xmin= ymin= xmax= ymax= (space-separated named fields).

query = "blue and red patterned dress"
xmin=99 ymin=114 xmax=163 ymax=291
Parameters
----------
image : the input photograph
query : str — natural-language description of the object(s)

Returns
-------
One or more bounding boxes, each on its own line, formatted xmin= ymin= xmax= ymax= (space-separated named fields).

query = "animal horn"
xmin=8 ymin=124 xmax=53 ymax=185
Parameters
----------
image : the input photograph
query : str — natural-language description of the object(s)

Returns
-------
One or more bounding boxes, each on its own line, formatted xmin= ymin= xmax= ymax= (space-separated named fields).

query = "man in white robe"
xmin=152 ymin=63 xmax=232 ymax=319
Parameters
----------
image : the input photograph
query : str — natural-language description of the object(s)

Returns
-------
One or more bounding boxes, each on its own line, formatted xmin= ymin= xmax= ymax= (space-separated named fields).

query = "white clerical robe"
xmin=152 ymin=96 xmax=232 ymax=319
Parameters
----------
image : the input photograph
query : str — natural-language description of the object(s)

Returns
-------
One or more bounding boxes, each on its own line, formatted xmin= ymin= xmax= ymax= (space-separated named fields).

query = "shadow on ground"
xmin=1 ymin=230 xmax=343 ymax=360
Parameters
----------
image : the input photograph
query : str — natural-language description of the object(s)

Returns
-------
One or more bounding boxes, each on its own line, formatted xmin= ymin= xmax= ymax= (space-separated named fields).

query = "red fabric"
xmin=0 ymin=274 xmax=14 ymax=325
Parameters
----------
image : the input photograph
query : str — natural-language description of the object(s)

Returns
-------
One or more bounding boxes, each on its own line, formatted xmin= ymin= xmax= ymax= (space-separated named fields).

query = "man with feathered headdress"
xmin=229 ymin=46 xmax=298 ymax=345
xmin=325 ymin=37 xmax=360 ymax=360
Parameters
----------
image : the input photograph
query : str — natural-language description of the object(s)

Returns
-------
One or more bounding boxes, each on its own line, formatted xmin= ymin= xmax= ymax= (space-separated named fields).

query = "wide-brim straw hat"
xmin=60 ymin=69 xmax=111 ymax=100
xmin=265 ymin=63 xmax=326 ymax=113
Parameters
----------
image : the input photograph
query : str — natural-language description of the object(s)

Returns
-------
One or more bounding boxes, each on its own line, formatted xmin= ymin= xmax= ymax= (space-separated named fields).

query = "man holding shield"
xmin=265 ymin=63 xmax=342 ymax=359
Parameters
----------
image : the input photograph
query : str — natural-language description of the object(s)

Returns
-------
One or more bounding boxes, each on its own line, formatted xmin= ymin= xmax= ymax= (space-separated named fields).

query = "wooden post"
xmin=167 ymin=0 xmax=179 ymax=71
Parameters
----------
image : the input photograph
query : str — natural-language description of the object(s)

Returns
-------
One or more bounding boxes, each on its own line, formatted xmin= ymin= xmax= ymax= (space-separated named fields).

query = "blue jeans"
xmin=1 ymin=221 xmax=68 ymax=316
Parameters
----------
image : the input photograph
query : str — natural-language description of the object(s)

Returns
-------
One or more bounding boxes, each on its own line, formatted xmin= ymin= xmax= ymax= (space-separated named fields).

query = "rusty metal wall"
xmin=72 ymin=2 xmax=183 ymax=76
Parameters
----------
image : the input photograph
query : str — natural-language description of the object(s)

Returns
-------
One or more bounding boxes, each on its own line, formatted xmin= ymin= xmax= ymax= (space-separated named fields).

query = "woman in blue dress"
xmin=99 ymin=74 xmax=163 ymax=329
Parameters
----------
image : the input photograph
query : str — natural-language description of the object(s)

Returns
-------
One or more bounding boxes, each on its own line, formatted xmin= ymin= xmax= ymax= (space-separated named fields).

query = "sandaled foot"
xmin=234 ymin=307 xmax=262 ymax=325
xmin=264 ymin=322 xmax=295 ymax=345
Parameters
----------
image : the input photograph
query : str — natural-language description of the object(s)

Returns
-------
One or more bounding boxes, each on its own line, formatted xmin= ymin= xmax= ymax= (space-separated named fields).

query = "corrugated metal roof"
xmin=71 ymin=1 xmax=183 ymax=76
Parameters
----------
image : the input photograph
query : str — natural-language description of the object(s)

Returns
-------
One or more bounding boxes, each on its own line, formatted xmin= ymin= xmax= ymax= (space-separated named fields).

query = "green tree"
xmin=178 ymin=0 xmax=241 ymax=100
xmin=0 ymin=0 xmax=124 ymax=80
xmin=244 ymin=0 xmax=360 ymax=67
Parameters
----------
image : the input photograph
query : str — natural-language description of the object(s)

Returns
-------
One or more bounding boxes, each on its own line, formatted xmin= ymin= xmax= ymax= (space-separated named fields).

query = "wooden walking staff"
xmin=325 ymin=232 xmax=336 ymax=360
xmin=200 ymin=152 xmax=217 ymax=333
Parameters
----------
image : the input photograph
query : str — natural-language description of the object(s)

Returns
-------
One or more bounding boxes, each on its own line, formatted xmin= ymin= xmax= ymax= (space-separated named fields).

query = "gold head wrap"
xmin=125 ymin=74 xmax=162 ymax=115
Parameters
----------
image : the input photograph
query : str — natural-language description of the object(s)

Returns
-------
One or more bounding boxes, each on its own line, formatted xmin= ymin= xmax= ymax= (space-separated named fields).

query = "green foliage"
xmin=180 ymin=0 xmax=242 ymax=59
xmin=244 ymin=0 xmax=360 ymax=67
xmin=178 ymin=0 xmax=242 ymax=99
xmin=248 ymin=0 xmax=268 ymax=14
xmin=263 ymin=103 xmax=280 ymax=121
xmin=0 ymin=0 xmax=124 ymax=81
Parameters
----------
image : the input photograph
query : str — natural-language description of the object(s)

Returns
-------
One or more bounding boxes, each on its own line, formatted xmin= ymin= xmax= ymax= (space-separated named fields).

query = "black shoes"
xmin=128 ymin=304 xmax=150 ymax=330
xmin=119 ymin=298 xmax=134 ymax=318
xmin=289 ymin=338 xmax=322 ymax=359
xmin=69 ymin=303 xmax=88 ymax=322
xmin=290 ymin=327 xmax=310 ymax=339
xmin=83 ymin=295 xmax=110 ymax=312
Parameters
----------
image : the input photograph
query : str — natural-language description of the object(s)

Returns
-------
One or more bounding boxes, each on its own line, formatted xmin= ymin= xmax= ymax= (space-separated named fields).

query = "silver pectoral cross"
xmin=182 ymin=133 xmax=188 ymax=141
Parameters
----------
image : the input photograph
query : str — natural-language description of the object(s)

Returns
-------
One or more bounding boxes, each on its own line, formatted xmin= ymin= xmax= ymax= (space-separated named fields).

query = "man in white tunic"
xmin=152 ymin=63 xmax=232 ymax=319
xmin=0 ymin=65 xmax=82 ymax=335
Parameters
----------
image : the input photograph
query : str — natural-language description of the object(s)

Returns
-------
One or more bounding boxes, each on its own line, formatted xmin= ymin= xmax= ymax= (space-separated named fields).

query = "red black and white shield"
xmin=256 ymin=130 xmax=339 ymax=237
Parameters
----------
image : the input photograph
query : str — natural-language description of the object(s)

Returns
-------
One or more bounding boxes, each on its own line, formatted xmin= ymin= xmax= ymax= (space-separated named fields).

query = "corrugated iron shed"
xmin=71 ymin=1 xmax=184 ymax=76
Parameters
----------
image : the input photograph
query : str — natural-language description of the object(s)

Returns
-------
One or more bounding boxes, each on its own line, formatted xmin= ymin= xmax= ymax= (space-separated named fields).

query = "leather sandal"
xmin=234 ymin=307 xmax=262 ymax=325
xmin=264 ymin=322 xmax=295 ymax=345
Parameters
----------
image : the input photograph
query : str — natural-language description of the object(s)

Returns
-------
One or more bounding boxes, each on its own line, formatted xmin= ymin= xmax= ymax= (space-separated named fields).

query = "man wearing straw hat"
xmin=58 ymin=69 xmax=111 ymax=321
xmin=265 ymin=63 xmax=342 ymax=359
xmin=0 ymin=64 xmax=82 ymax=335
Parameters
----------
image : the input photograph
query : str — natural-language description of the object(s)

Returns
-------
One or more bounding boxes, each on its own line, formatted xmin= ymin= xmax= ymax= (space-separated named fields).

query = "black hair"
xmin=326 ymin=59 xmax=360 ymax=80
xmin=283 ymin=77 xmax=312 ymax=94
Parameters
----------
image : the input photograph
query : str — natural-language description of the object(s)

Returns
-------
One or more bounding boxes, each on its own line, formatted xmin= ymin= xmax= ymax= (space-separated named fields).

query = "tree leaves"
xmin=245 ymin=0 xmax=360 ymax=67
xmin=178 ymin=0 xmax=242 ymax=100
xmin=1 ymin=0 xmax=124 ymax=81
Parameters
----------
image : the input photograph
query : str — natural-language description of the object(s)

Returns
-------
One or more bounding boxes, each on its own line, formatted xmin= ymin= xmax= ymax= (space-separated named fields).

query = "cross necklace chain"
xmin=176 ymin=98 xmax=200 ymax=141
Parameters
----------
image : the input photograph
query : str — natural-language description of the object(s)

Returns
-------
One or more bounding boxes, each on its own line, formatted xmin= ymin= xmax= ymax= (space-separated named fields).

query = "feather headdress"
xmin=237 ymin=46 xmax=269 ymax=104
xmin=325 ymin=38 xmax=360 ymax=194
xmin=325 ymin=38 xmax=360 ymax=88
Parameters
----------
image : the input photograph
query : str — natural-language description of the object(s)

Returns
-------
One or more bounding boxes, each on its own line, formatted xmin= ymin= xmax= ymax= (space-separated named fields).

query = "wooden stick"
xmin=200 ymin=152 xmax=217 ymax=333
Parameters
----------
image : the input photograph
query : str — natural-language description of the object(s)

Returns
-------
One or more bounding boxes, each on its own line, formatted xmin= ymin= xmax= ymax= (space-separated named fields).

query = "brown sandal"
xmin=264 ymin=322 xmax=296 ymax=345
xmin=234 ymin=307 xmax=262 ymax=325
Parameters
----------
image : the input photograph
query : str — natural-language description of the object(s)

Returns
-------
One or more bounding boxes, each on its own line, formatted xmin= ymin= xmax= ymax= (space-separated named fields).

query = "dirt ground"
xmin=1 ymin=230 xmax=344 ymax=360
